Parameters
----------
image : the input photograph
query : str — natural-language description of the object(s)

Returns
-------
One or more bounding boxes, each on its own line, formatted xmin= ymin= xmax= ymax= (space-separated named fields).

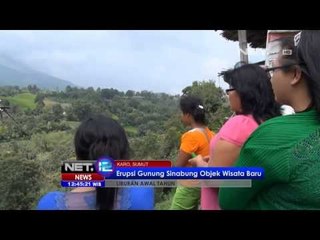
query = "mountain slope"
xmin=0 ymin=55 xmax=76 ymax=90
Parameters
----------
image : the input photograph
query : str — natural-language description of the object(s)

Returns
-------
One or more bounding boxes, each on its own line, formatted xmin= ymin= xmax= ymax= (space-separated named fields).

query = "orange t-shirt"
xmin=180 ymin=127 xmax=215 ymax=167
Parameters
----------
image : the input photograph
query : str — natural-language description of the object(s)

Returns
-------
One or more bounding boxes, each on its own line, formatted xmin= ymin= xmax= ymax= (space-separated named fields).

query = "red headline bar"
xmin=61 ymin=173 xmax=104 ymax=181
xmin=115 ymin=160 xmax=172 ymax=167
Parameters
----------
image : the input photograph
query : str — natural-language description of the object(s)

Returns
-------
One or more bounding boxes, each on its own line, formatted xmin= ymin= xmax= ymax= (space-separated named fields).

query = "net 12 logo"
xmin=60 ymin=157 xmax=115 ymax=187
xmin=95 ymin=157 xmax=115 ymax=177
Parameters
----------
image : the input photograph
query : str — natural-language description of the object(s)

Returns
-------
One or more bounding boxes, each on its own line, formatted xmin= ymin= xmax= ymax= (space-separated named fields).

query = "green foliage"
xmin=182 ymin=80 xmax=224 ymax=114
xmin=155 ymin=189 xmax=175 ymax=210
xmin=125 ymin=90 xmax=135 ymax=97
xmin=182 ymin=80 xmax=232 ymax=131
xmin=69 ymin=100 xmax=94 ymax=121
xmin=0 ymin=130 xmax=75 ymax=209
xmin=51 ymin=104 xmax=64 ymax=121
xmin=101 ymin=88 xmax=124 ymax=99
xmin=30 ymin=131 xmax=73 ymax=153
xmin=34 ymin=93 xmax=45 ymax=104
xmin=5 ymin=92 xmax=36 ymax=110
xmin=0 ymin=98 xmax=10 ymax=106
xmin=66 ymin=99 xmax=111 ymax=121
xmin=0 ymin=156 xmax=42 ymax=210
xmin=27 ymin=84 xmax=40 ymax=94
xmin=0 ymin=86 xmax=21 ymax=97
xmin=111 ymin=114 xmax=119 ymax=121
xmin=124 ymin=126 xmax=138 ymax=137
xmin=37 ymin=101 xmax=45 ymax=109
xmin=0 ymin=80 xmax=229 ymax=209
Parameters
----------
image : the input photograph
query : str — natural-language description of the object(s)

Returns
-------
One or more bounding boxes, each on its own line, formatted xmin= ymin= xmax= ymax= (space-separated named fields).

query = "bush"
xmin=0 ymin=156 xmax=42 ymax=210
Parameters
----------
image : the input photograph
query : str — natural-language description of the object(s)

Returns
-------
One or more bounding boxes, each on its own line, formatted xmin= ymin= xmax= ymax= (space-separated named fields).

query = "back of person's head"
xmin=179 ymin=95 xmax=207 ymax=125
xmin=74 ymin=114 xmax=129 ymax=210
xmin=224 ymin=63 xmax=281 ymax=124
xmin=295 ymin=31 xmax=320 ymax=114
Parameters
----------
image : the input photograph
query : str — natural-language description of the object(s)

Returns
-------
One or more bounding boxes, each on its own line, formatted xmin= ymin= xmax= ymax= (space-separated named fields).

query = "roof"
xmin=221 ymin=30 xmax=301 ymax=49
xmin=221 ymin=30 xmax=268 ymax=48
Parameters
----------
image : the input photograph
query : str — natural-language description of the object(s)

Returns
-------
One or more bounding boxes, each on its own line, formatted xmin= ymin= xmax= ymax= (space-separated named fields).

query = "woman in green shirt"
xmin=219 ymin=31 xmax=320 ymax=210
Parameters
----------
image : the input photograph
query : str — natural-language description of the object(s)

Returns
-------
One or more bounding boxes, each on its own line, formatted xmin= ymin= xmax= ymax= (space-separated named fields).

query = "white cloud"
xmin=200 ymin=57 xmax=230 ymax=90
xmin=0 ymin=30 xmax=245 ymax=93
xmin=201 ymin=58 xmax=229 ymax=79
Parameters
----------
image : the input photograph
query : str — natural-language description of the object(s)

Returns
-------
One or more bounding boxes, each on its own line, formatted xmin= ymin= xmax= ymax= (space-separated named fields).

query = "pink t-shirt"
xmin=201 ymin=114 xmax=259 ymax=210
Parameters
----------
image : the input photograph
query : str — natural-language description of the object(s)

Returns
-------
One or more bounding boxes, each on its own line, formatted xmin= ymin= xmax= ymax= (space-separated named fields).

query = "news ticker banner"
xmin=60 ymin=180 xmax=252 ymax=188
xmin=61 ymin=158 xmax=264 ymax=188
xmin=109 ymin=179 xmax=252 ymax=188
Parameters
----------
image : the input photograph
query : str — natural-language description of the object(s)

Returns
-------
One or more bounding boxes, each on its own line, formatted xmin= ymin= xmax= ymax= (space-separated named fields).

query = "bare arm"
xmin=189 ymin=155 xmax=209 ymax=167
xmin=208 ymin=139 xmax=241 ymax=167
xmin=175 ymin=150 xmax=192 ymax=167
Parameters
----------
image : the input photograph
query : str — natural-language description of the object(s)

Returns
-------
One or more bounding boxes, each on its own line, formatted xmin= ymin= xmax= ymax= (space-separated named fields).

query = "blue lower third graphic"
xmin=105 ymin=167 xmax=264 ymax=180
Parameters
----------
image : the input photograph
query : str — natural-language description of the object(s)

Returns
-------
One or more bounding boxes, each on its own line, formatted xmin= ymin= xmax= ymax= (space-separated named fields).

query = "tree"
xmin=67 ymin=99 xmax=109 ymax=122
xmin=182 ymin=80 xmax=224 ymax=113
xmin=159 ymin=126 xmax=180 ymax=159
xmin=66 ymin=85 xmax=73 ymax=93
xmin=126 ymin=90 xmax=135 ymax=97
xmin=0 ymin=155 xmax=41 ymax=209
xmin=0 ymin=86 xmax=21 ymax=96
xmin=128 ymin=98 xmax=140 ymax=109
xmin=130 ymin=132 xmax=162 ymax=159
xmin=0 ymin=99 xmax=10 ymax=107
xmin=51 ymin=104 xmax=64 ymax=122
xmin=181 ymin=80 xmax=232 ymax=132
xmin=36 ymin=100 xmax=45 ymax=109
xmin=34 ymin=93 xmax=45 ymax=104
xmin=101 ymin=88 xmax=122 ymax=100
xmin=28 ymin=84 xmax=40 ymax=94
xmin=70 ymin=100 xmax=93 ymax=121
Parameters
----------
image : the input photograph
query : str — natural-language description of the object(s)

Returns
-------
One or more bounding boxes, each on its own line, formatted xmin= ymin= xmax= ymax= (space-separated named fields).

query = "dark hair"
xmin=179 ymin=95 xmax=207 ymax=125
xmin=224 ymin=64 xmax=281 ymax=124
xmin=295 ymin=31 xmax=320 ymax=115
xmin=74 ymin=114 xmax=129 ymax=210
xmin=275 ymin=32 xmax=320 ymax=116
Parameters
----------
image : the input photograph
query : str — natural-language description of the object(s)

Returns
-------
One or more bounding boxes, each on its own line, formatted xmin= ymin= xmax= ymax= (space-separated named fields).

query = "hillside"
xmin=4 ymin=93 xmax=36 ymax=110
xmin=0 ymin=55 xmax=76 ymax=90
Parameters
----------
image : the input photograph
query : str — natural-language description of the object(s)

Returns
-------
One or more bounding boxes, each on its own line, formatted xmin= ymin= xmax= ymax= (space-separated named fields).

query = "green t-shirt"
xmin=219 ymin=109 xmax=320 ymax=210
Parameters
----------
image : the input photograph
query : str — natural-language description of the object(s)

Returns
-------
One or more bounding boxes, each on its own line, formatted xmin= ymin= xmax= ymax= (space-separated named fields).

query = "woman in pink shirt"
xmin=190 ymin=63 xmax=281 ymax=210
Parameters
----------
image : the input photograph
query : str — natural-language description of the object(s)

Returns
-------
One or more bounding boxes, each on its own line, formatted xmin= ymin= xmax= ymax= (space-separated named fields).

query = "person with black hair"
xmin=219 ymin=31 xmax=320 ymax=209
xmin=37 ymin=115 xmax=154 ymax=210
xmin=170 ymin=95 xmax=215 ymax=210
xmin=190 ymin=63 xmax=281 ymax=210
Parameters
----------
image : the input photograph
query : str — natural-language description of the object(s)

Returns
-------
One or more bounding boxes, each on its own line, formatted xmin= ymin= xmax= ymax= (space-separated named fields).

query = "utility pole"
xmin=238 ymin=30 xmax=249 ymax=64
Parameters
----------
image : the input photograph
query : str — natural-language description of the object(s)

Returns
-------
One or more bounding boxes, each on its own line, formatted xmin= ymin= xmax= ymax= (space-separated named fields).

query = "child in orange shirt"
xmin=170 ymin=95 xmax=214 ymax=210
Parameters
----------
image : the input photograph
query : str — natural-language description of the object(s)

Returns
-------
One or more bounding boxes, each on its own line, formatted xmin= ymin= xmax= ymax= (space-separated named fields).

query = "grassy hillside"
xmin=1 ymin=94 xmax=72 ymax=111
xmin=5 ymin=93 xmax=36 ymax=110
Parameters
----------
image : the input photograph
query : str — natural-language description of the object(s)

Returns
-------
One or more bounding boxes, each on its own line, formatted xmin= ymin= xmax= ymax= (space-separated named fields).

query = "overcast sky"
xmin=0 ymin=30 xmax=265 ymax=94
